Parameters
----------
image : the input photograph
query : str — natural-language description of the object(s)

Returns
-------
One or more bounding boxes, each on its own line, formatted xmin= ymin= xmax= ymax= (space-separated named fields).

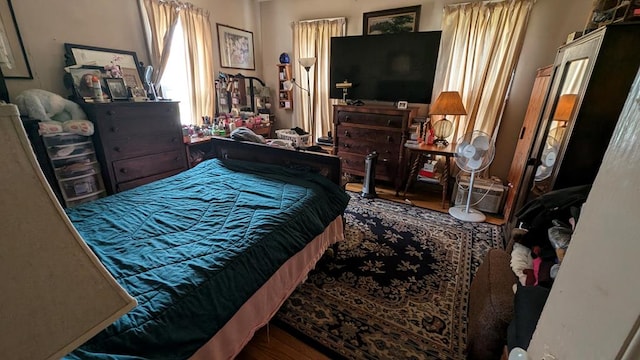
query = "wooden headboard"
xmin=209 ymin=137 xmax=343 ymax=186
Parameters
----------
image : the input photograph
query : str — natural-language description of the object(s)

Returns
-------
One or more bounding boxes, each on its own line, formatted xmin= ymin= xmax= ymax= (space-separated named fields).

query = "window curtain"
xmin=433 ymin=0 xmax=534 ymax=144
xmin=141 ymin=0 xmax=180 ymax=84
xmin=180 ymin=4 xmax=215 ymax=125
xmin=292 ymin=18 xmax=346 ymax=141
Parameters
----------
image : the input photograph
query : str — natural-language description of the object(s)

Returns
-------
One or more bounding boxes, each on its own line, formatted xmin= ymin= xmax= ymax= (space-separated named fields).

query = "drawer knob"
xmin=344 ymin=130 xmax=350 ymax=137
xmin=114 ymin=146 xmax=121 ymax=152
xmin=387 ymin=120 xmax=392 ymax=126
xmin=343 ymin=143 xmax=350 ymax=148
xmin=387 ymin=136 xmax=392 ymax=142
xmin=110 ymin=126 xmax=119 ymax=133
xmin=120 ymin=168 xmax=128 ymax=174
xmin=174 ymin=157 xmax=180 ymax=161
xmin=344 ymin=116 xmax=350 ymax=122
xmin=107 ymin=110 xmax=116 ymax=116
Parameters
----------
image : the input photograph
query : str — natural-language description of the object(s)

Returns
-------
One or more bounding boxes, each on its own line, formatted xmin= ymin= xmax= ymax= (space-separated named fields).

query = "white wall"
xmin=5 ymin=0 xmax=262 ymax=99
xmin=260 ymin=0 xmax=593 ymax=182
xmin=528 ymin=66 xmax=640 ymax=360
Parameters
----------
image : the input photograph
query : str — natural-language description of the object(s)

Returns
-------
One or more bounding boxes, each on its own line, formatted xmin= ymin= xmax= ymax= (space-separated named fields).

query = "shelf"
xmin=65 ymin=189 xmax=106 ymax=202
xmin=49 ymin=150 xmax=95 ymax=161
xmin=277 ymin=64 xmax=293 ymax=110
xmin=47 ymin=140 xmax=92 ymax=148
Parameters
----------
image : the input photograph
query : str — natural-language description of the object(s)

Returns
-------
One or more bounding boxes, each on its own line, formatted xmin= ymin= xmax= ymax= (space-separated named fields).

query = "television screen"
xmin=330 ymin=31 xmax=442 ymax=104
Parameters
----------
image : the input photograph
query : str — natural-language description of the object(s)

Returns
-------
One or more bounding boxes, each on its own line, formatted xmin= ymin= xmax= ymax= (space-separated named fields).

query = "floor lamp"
xmin=299 ymin=57 xmax=316 ymax=144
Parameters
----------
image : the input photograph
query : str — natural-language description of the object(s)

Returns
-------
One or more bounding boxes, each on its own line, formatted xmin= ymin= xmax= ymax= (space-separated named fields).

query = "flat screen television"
xmin=329 ymin=31 xmax=442 ymax=104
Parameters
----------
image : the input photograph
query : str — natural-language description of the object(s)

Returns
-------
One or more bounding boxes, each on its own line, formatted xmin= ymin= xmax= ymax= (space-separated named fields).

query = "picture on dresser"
xmin=69 ymin=67 xmax=106 ymax=100
xmin=105 ymin=78 xmax=128 ymax=100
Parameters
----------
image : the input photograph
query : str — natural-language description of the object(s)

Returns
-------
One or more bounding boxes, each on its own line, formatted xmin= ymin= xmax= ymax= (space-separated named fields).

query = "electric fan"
xmin=450 ymin=130 xmax=496 ymax=222
xmin=534 ymin=134 xmax=559 ymax=181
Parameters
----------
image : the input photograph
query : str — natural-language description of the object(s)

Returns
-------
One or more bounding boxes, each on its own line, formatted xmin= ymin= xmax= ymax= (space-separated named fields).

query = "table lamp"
xmin=429 ymin=91 xmax=467 ymax=147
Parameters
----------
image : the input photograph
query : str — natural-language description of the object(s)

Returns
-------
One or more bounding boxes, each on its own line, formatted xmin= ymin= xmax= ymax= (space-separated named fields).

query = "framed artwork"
xmin=0 ymin=0 xmax=32 ymax=78
xmin=64 ymin=43 xmax=143 ymax=89
xmin=363 ymin=5 xmax=421 ymax=35
xmin=216 ymin=24 xmax=255 ymax=70
xmin=105 ymin=78 xmax=128 ymax=100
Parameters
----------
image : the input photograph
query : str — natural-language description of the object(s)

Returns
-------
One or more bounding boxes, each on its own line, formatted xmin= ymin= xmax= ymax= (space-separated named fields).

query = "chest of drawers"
xmin=82 ymin=101 xmax=187 ymax=193
xmin=333 ymin=105 xmax=416 ymax=194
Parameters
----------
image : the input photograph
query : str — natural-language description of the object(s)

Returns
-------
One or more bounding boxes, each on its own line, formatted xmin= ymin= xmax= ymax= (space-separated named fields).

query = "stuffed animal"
xmin=14 ymin=89 xmax=87 ymax=122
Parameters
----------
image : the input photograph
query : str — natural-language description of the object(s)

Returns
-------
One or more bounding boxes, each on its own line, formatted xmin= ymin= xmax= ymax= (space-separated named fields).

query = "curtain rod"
xmin=296 ymin=16 xmax=346 ymax=24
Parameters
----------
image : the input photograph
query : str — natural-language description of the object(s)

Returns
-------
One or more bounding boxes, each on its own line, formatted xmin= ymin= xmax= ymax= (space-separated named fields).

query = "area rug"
xmin=274 ymin=192 xmax=504 ymax=360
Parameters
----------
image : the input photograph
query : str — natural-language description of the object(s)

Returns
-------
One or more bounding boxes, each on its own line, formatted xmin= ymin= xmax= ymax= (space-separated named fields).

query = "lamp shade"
xmin=553 ymin=94 xmax=578 ymax=121
xmin=429 ymin=91 xmax=467 ymax=116
xmin=299 ymin=57 xmax=316 ymax=69
xmin=0 ymin=104 xmax=136 ymax=359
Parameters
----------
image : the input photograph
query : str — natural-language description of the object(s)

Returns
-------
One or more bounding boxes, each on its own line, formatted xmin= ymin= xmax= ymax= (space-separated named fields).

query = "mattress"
xmin=63 ymin=158 xmax=349 ymax=359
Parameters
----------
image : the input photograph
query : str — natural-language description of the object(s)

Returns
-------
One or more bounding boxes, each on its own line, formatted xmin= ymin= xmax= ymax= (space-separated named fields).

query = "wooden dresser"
xmin=333 ymin=104 xmax=416 ymax=194
xmin=82 ymin=101 xmax=188 ymax=194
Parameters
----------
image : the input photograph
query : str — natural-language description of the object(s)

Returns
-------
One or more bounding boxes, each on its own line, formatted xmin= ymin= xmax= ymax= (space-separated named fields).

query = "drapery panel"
xmin=292 ymin=18 xmax=346 ymax=141
xmin=141 ymin=0 xmax=179 ymax=85
xmin=433 ymin=0 xmax=534 ymax=144
xmin=181 ymin=4 xmax=215 ymax=125
xmin=142 ymin=0 xmax=214 ymax=125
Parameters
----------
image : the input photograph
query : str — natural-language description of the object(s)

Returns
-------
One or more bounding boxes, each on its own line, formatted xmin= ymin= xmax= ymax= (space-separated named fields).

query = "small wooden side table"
xmin=403 ymin=142 xmax=456 ymax=208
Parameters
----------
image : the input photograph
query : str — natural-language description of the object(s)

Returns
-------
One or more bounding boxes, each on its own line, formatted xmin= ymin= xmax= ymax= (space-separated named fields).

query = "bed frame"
xmin=208 ymin=137 xmax=343 ymax=186
xmin=185 ymin=137 xmax=346 ymax=359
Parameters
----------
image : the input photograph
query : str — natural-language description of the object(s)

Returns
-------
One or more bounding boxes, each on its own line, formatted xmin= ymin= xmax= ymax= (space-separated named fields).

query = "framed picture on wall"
xmin=0 ymin=0 xmax=32 ymax=78
xmin=363 ymin=5 xmax=421 ymax=35
xmin=216 ymin=24 xmax=255 ymax=70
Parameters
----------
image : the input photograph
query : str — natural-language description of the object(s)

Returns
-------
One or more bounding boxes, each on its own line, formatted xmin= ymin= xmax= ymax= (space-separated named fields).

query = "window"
xmin=159 ymin=19 xmax=193 ymax=125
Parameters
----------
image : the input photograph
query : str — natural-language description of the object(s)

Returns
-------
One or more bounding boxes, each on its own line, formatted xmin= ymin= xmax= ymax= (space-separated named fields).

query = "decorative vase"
xmin=279 ymin=53 xmax=290 ymax=64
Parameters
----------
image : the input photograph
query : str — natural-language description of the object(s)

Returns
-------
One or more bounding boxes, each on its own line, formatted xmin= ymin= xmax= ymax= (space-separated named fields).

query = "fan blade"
xmin=472 ymin=135 xmax=490 ymax=150
xmin=467 ymin=157 xmax=483 ymax=170
xmin=456 ymin=141 xmax=470 ymax=157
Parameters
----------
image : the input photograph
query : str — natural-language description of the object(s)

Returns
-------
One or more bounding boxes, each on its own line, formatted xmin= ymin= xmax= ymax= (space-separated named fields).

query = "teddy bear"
xmin=14 ymin=89 xmax=87 ymax=122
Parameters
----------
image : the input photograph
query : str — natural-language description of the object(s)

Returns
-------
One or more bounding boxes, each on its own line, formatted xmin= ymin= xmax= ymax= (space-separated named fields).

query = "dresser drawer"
xmin=335 ymin=111 xmax=404 ymax=128
xmin=112 ymin=149 xmax=186 ymax=183
xmin=337 ymin=125 xmax=401 ymax=153
xmin=340 ymin=152 xmax=398 ymax=181
xmin=116 ymin=168 xmax=185 ymax=192
xmin=107 ymin=133 xmax=183 ymax=161
xmin=90 ymin=104 xmax=180 ymax=140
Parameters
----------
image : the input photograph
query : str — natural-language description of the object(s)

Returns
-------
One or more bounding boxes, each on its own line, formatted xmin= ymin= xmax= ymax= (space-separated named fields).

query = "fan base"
xmin=449 ymin=206 xmax=486 ymax=222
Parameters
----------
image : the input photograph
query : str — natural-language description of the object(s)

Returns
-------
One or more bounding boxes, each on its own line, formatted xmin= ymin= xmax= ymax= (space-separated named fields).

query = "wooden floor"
xmin=237 ymin=182 xmax=505 ymax=359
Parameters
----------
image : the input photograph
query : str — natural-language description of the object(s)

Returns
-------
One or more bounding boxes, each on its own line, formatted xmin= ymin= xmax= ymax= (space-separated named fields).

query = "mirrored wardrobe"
xmin=507 ymin=23 xmax=640 ymax=224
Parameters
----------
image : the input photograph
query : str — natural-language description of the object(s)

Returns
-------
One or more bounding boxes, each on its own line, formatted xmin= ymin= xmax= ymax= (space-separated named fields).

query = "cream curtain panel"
xmin=292 ymin=18 xmax=346 ymax=141
xmin=141 ymin=0 xmax=179 ymax=84
xmin=180 ymin=4 xmax=215 ymax=125
xmin=142 ymin=0 xmax=215 ymax=125
xmin=433 ymin=0 xmax=534 ymax=143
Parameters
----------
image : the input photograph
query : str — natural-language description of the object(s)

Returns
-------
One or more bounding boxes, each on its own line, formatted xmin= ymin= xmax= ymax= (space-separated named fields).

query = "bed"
xmin=62 ymin=137 xmax=349 ymax=360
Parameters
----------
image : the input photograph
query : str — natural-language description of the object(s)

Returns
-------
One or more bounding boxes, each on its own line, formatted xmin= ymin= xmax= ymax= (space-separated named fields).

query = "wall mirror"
xmin=532 ymin=58 xmax=589 ymax=195
xmin=215 ymin=72 xmax=268 ymax=116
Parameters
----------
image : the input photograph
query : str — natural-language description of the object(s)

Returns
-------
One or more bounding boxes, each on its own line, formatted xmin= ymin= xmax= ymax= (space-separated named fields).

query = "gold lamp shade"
xmin=429 ymin=91 xmax=467 ymax=146
xmin=553 ymin=94 xmax=578 ymax=121
xmin=429 ymin=91 xmax=467 ymax=116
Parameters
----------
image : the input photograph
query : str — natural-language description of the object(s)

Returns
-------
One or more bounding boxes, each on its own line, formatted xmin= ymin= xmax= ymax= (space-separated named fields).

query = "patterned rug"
xmin=274 ymin=192 xmax=503 ymax=360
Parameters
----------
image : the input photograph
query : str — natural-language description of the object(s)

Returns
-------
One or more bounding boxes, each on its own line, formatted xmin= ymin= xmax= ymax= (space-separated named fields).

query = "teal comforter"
xmin=64 ymin=158 xmax=349 ymax=359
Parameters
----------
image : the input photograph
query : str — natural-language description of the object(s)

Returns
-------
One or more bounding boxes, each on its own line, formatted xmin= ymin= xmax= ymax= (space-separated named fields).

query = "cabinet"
xmin=333 ymin=104 xmax=416 ymax=194
xmin=510 ymin=24 xmax=640 ymax=224
xmin=277 ymin=64 xmax=293 ymax=109
xmin=42 ymin=133 xmax=106 ymax=207
xmin=82 ymin=101 xmax=188 ymax=194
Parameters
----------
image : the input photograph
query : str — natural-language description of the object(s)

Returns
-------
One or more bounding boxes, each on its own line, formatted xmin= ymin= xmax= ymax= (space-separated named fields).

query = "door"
xmin=503 ymin=65 xmax=552 ymax=222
